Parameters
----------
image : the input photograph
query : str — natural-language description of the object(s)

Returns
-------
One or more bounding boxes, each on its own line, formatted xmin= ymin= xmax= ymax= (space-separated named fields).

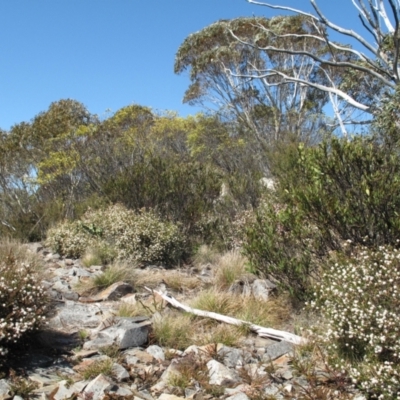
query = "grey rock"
xmin=0 ymin=380 xmax=10 ymax=400
xmin=112 ymin=363 xmax=130 ymax=381
xmin=262 ymin=341 xmax=293 ymax=362
xmin=82 ymin=374 xmax=113 ymax=400
xmin=146 ymin=345 xmax=165 ymax=361
xmin=80 ymin=281 xmax=134 ymax=302
xmin=84 ymin=318 xmax=150 ymax=350
xmin=226 ymin=393 xmax=250 ymax=400
xmin=158 ymin=394 xmax=185 ymax=400
xmin=207 ymin=359 xmax=241 ymax=387
xmin=251 ymin=279 xmax=276 ymax=301
xmin=47 ymin=301 xmax=110 ymax=332
xmin=105 ymin=384 xmax=133 ymax=397
xmin=218 ymin=346 xmax=244 ymax=368
xmin=53 ymin=381 xmax=79 ymax=400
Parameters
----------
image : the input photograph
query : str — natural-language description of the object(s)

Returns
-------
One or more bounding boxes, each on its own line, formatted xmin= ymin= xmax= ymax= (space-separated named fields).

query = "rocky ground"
xmin=0 ymin=243 xmax=366 ymax=400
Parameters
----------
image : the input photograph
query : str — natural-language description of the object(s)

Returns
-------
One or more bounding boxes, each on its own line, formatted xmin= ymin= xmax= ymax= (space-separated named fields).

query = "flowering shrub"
xmin=0 ymin=252 xmax=47 ymax=357
xmin=310 ymin=245 xmax=400 ymax=399
xmin=46 ymin=204 xmax=185 ymax=266
xmin=45 ymin=220 xmax=97 ymax=258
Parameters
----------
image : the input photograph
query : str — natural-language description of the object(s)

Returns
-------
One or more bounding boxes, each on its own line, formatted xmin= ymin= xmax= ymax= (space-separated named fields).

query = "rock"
xmin=112 ymin=363 xmax=130 ymax=381
xmin=0 ymin=380 xmax=11 ymax=400
xmin=84 ymin=318 xmax=150 ymax=350
xmin=79 ymin=281 xmax=134 ymax=303
xmin=121 ymin=293 xmax=137 ymax=305
xmin=52 ymin=380 xmax=79 ymax=400
xmin=158 ymin=394 xmax=186 ymax=400
xmin=47 ymin=301 xmax=111 ymax=333
xmin=251 ymin=279 xmax=276 ymax=301
xmin=217 ymin=345 xmax=250 ymax=368
xmin=82 ymin=374 xmax=113 ymax=400
xmin=146 ymin=345 xmax=165 ymax=361
xmin=206 ymin=360 xmax=241 ymax=387
xmin=226 ymin=393 xmax=250 ymax=400
xmin=262 ymin=341 xmax=293 ymax=362
xmin=106 ymin=385 xmax=133 ymax=396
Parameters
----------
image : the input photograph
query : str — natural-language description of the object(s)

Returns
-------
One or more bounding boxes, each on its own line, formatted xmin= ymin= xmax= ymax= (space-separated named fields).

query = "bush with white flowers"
xmin=0 ymin=253 xmax=47 ymax=357
xmin=310 ymin=245 xmax=400 ymax=399
xmin=46 ymin=204 xmax=185 ymax=266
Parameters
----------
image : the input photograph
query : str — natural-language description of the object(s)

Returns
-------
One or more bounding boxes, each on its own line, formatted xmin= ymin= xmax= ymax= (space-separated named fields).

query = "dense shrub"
xmin=242 ymin=196 xmax=324 ymax=300
xmin=46 ymin=204 xmax=185 ymax=266
xmin=45 ymin=220 xmax=97 ymax=258
xmin=243 ymin=134 xmax=400 ymax=299
xmin=0 ymin=245 xmax=47 ymax=356
xmin=309 ymin=246 xmax=400 ymax=399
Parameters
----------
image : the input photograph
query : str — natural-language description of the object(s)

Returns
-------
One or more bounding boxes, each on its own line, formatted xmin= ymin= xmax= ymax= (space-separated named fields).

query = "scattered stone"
xmin=112 ymin=363 xmax=130 ymax=381
xmin=251 ymin=279 xmax=276 ymax=301
xmin=226 ymin=393 xmax=250 ymax=400
xmin=82 ymin=374 xmax=112 ymax=400
xmin=79 ymin=281 xmax=135 ymax=303
xmin=206 ymin=359 xmax=241 ymax=387
xmin=0 ymin=380 xmax=11 ymax=400
xmin=146 ymin=345 xmax=165 ymax=361
xmin=262 ymin=341 xmax=293 ymax=362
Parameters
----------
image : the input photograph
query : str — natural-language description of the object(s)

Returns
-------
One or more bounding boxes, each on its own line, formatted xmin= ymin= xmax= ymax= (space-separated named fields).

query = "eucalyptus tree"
xmin=239 ymin=0 xmax=398 ymax=133
xmin=175 ymin=15 xmax=345 ymax=147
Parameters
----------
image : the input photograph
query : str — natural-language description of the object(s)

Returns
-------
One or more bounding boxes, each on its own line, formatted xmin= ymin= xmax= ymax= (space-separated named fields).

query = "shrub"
xmin=46 ymin=204 xmax=185 ymax=266
xmin=45 ymin=220 xmax=97 ymax=258
xmin=309 ymin=246 xmax=400 ymax=399
xmin=0 ymin=248 xmax=47 ymax=357
xmin=242 ymin=196 xmax=323 ymax=300
xmin=244 ymin=134 xmax=400 ymax=300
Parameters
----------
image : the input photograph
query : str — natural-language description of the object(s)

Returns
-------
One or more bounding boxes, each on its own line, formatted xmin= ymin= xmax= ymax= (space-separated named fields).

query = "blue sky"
xmin=1 ymin=0 xmax=369 ymax=130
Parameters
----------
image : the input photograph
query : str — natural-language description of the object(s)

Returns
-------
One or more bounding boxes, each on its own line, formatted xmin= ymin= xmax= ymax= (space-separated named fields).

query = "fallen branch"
xmin=145 ymin=287 xmax=306 ymax=345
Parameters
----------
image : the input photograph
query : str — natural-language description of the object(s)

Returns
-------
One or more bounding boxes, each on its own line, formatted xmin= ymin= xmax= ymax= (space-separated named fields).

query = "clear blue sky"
xmin=0 ymin=0 xmax=368 ymax=130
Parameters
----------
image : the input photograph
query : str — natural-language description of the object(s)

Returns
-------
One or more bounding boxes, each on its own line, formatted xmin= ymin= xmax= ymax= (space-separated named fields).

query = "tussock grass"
xmin=80 ymin=358 xmax=114 ymax=380
xmin=0 ymin=239 xmax=44 ymax=276
xmin=76 ymin=261 xmax=137 ymax=295
xmin=152 ymin=313 xmax=194 ymax=350
xmin=189 ymin=288 xmax=292 ymax=330
xmin=192 ymin=245 xmax=219 ymax=267
xmin=213 ymin=250 xmax=249 ymax=289
xmin=133 ymin=269 xmax=203 ymax=292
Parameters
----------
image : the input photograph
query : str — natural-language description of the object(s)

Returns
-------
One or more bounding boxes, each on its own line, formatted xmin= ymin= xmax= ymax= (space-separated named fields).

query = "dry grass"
xmin=213 ymin=250 xmax=249 ymax=289
xmin=152 ymin=312 xmax=194 ymax=350
xmin=0 ymin=239 xmax=44 ymax=277
xmin=133 ymin=269 xmax=203 ymax=293
xmin=75 ymin=261 xmax=137 ymax=295
xmin=188 ymin=288 xmax=292 ymax=339
xmin=192 ymin=244 xmax=219 ymax=267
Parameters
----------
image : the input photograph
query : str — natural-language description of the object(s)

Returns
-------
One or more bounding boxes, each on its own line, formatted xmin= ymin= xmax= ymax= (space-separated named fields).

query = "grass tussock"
xmin=213 ymin=250 xmax=249 ymax=289
xmin=76 ymin=261 xmax=137 ymax=295
xmin=0 ymin=239 xmax=44 ymax=277
xmin=192 ymin=245 xmax=219 ymax=267
xmin=152 ymin=313 xmax=194 ymax=350
xmin=133 ymin=269 xmax=203 ymax=293
xmin=80 ymin=358 xmax=114 ymax=380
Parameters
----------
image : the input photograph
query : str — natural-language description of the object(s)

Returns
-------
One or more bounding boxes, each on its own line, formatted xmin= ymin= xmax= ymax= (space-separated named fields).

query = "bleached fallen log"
xmin=145 ymin=287 xmax=306 ymax=345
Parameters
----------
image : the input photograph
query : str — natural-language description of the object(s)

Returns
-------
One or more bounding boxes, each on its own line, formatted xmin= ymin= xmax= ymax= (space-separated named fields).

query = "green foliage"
xmin=46 ymin=204 xmax=185 ymax=266
xmin=310 ymin=246 xmax=400 ymax=399
xmin=244 ymin=133 xmax=400 ymax=299
xmin=243 ymin=196 xmax=321 ymax=300
xmin=0 ymin=243 xmax=48 ymax=357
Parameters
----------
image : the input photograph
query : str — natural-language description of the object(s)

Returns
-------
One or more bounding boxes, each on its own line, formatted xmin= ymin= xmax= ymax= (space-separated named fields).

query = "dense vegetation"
xmin=2 ymin=6 xmax=400 ymax=398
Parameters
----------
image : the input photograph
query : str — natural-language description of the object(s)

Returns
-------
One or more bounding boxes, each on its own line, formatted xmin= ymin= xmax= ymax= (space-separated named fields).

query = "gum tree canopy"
xmin=176 ymin=16 xmax=336 ymax=145
xmin=241 ymin=0 xmax=399 ymax=133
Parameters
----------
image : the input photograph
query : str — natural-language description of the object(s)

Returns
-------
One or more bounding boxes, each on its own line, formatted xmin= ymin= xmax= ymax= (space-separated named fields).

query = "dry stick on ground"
xmin=145 ymin=287 xmax=306 ymax=345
